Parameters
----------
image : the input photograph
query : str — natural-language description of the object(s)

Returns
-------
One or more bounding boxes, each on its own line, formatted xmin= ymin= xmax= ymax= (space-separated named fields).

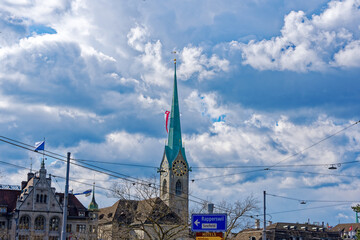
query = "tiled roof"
xmin=330 ymin=223 xmax=360 ymax=232
xmin=267 ymin=222 xmax=328 ymax=230
xmin=56 ymin=193 xmax=87 ymax=217
xmin=0 ymin=189 xmax=21 ymax=213
xmin=98 ymin=197 xmax=182 ymax=226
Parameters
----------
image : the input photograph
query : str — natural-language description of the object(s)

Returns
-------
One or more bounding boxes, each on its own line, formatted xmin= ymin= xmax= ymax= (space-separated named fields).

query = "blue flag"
xmin=35 ymin=141 xmax=45 ymax=151
xmin=74 ymin=189 xmax=92 ymax=197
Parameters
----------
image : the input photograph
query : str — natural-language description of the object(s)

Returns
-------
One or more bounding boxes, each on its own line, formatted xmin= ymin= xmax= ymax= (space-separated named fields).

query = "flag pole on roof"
xmin=34 ymin=138 xmax=46 ymax=168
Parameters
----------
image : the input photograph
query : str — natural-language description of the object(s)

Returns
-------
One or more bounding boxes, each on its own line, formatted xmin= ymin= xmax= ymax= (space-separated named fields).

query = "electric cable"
xmin=191 ymin=169 xmax=266 ymax=181
xmin=0 ymin=137 xmax=234 ymax=213
xmin=266 ymin=193 xmax=360 ymax=203
xmin=268 ymin=120 xmax=360 ymax=169
xmin=268 ymin=169 xmax=358 ymax=178
xmin=268 ymin=203 xmax=349 ymax=215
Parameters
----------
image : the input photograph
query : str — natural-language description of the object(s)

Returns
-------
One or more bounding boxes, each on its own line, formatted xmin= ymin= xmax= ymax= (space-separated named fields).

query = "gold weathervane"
xmin=171 ymin=51 xmax=177 ymax=63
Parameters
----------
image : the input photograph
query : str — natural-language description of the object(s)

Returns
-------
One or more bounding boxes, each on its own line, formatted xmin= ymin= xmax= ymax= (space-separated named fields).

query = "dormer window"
xmin=79 ymin=211 xmax=85 ymax=217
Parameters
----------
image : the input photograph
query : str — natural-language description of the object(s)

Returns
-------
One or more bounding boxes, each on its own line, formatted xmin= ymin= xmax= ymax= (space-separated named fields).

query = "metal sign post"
xmin=61 ymin=152 xmax=71 ymax=240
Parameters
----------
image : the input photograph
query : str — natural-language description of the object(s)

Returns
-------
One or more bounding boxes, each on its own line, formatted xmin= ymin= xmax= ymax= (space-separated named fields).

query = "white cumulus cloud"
xmin=234 ymin=0 xmax=360 ymax=72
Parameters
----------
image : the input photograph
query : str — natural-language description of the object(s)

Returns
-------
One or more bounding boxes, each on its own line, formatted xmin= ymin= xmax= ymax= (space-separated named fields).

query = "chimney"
xmin=255 ymin=219 xmax=260 ymax=229
xmin=21 ymin=181 xmax=27 ymax=190
xmin=27 ymin=172 xmax=35 ymax=181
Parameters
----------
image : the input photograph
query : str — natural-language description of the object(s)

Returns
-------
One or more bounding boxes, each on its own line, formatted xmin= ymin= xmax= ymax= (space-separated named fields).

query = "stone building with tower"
xmin=159 ymin=58 xmax=190 ymax=223
xmin=0 ymin=160 xmax=99 ymax=240
xmin=97 ymin=59 xmax=191 ymax=239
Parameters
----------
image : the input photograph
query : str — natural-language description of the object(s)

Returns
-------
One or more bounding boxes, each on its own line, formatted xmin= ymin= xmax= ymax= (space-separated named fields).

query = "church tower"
xmin=160 ymin=58 xmax=189 ymax=222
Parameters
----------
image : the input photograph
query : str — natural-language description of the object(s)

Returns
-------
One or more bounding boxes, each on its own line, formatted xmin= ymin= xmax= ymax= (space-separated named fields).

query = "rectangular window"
xmin=19 ymin=236 xmax=30 ymax=240
xmin=0 ymin=221 xmax=5 ymax=229
xmin=0 ymin=207 xmax=6 ymax=213
xmin=89 ymin=225 xmax=97 ymax=233
xmin=76 ymin=224 xmax=86 ymax=233
xmin=66 ymin=224 xmax=72 ymax=233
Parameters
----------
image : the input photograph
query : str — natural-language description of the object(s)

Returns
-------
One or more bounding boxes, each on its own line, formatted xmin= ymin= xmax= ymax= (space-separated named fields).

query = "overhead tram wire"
xmin=268 ymin=120 xmax=360 ymax=169
xmin=73 ymin=159 xmax=157 ymax=169
xmin=0 ymin=136 xmax=234 ymax=213
xmin=191 ymin=120 xmax=360 ymax=181
xmin=1 ymin=155 xmax=350 ymax=219
xmin=0 ymin=154 xmax=216 ymax=214
xmin=268 ymin=203 xmax=350 ymax=215
xmin=191 ymin=169 xmax=266 ymax=181
xmin=191 ymin=165 xmax=359 ymax=182
xmin=1 ymin=135 xmax=353 ymax=184
xmin=0 ymin=157 xmax=206 ymax=214
xmin=0 ymin=136 xmax=146 ymax=185
xmin=191 ymin=159 xmax=360 ymax=169
xmin=267 ymin=169 xmax=359 ymax=178
xmin=0 ymin=135 xmax=158 ymax=169
xmin=0 ymin=135 xmax=257 ymax=213
xmin=3 ymin=135 xmax=360 ymax=172
xmin=266 ymin=193 xmax=360 ymax=203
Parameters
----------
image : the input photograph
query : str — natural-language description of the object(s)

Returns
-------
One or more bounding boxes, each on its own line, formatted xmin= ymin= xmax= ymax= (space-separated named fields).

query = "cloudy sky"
xmin=1 ymin=0 xmax=360 ymax=228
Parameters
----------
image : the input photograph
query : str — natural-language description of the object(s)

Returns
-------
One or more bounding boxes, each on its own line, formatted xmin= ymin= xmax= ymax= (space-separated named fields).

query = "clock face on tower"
xmin=172 ymin=159 xmax=188 ymax=177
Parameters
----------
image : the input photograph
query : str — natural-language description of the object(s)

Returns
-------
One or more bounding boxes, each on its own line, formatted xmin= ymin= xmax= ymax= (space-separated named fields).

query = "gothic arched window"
xmin=175 ymin=180 xmax=182 ymax=195
xmin=162 ymin=179 xmax=167 ymax=195
xmin=19 ymin=215 xmax=30 ymax=229
xmin=49 ymin=216 xmax=60 ymax=231
xmin=34 ymin=215 xmax=45 ymax=230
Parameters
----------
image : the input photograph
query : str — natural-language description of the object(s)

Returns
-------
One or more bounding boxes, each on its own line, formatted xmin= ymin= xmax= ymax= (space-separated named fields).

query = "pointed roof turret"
xmin=164 ymin=59 xmax=188 ymax=167
xmin=88 ymin=182 xmax=98 ymax=211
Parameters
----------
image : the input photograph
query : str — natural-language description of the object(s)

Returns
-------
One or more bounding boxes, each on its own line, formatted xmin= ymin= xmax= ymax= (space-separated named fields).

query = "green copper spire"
xmin=164 ymin=59 xmax=188 ymax=166
xmin=88 ymin=182 xmax=98 ymax=211
xmin=167 ymin=59 xmax=182 ymax=151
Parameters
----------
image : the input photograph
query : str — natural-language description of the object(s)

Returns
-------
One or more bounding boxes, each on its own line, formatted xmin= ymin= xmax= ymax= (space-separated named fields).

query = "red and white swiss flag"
xmin=164 ymin=111 xmax=170 ymax=133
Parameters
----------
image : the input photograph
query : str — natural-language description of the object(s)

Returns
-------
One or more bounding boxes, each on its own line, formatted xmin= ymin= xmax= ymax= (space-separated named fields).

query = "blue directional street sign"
xmin=191 ymin=213 xmax=227 ymax=232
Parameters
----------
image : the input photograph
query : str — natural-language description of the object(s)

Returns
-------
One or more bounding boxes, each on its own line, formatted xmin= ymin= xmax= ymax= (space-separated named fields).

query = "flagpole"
xmin=42 ymin=137 xmax=45 ymax=167
xmin=61 ymin=152 xmax=71 ymax=240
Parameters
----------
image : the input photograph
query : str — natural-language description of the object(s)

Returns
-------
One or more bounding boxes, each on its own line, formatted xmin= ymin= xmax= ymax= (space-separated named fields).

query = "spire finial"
xmin=172 ymin=51 xmax=177 ymax=64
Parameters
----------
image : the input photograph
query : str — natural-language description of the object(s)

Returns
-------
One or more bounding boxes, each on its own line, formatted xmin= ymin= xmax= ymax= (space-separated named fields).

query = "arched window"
xmin=19 ymin=215 xmax=30 ymax=229
xmin=44 ymin=195 xmax=47 ymax=203
xmin=40 ymin=195 xmax=43 ymax=203
xmin=175 ymin=180 xmax=182 ymax=195
xmin=34 ymin=215 xmax=45 ymax=230
xmin=49 ymin=216 xmax=60 ymax=231
xmin=162 ymin=179 xmax=167 ymax=195
xmin=36 ymin=194 xmax=39 ymax=202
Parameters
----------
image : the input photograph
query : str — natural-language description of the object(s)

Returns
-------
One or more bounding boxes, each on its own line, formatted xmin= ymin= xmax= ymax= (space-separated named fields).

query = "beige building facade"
xmin=0 ymin=162 xmax=98 ymax=240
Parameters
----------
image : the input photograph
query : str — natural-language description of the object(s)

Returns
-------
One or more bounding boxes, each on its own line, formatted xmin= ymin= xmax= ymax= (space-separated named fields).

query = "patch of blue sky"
xmin=211 ymin=114 xmax=226 ymax=123
xmin=28 ymin=24 xmax=56 ymax=36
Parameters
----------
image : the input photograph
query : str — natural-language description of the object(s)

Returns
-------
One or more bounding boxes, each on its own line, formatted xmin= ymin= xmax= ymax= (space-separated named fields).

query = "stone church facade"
xmin=0 ymin=160 xmax=98 ymax=240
